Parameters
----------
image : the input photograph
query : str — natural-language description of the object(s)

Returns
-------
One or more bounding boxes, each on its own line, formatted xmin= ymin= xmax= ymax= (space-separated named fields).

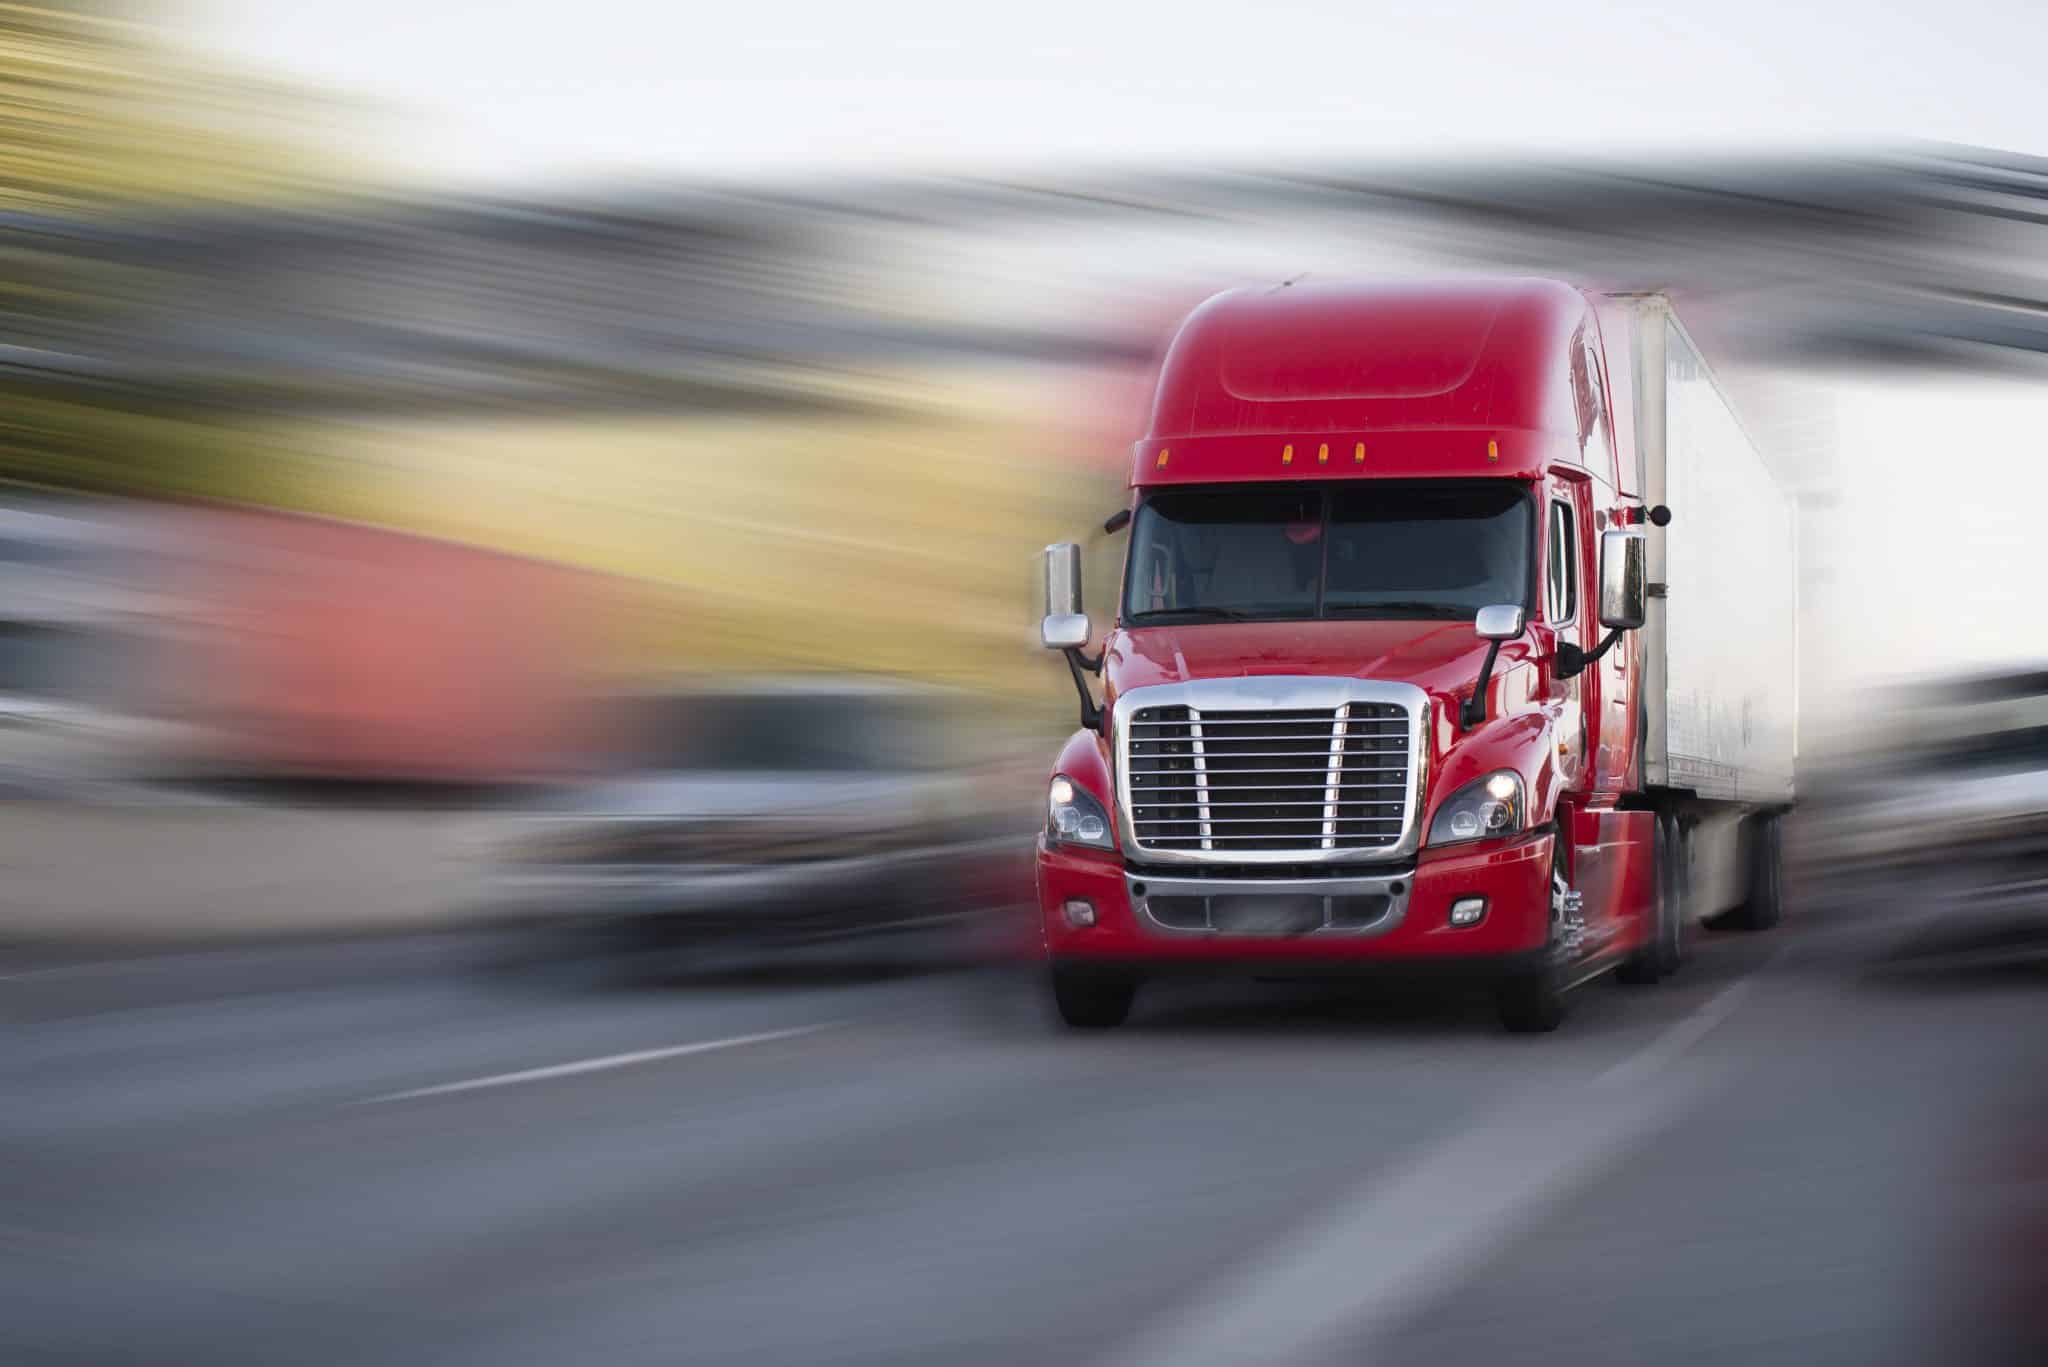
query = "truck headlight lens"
xmin=1428 ymin=770 xmax=1524 ymax=845
xmin=1048 ymin=774 xmax=1113 ymax=849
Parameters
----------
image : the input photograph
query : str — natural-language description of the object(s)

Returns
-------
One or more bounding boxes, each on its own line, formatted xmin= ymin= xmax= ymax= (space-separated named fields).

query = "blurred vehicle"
xmin=1034 ymin=279 xmax=1797 ymax=1032
xmin=0 ymin=501 xmax=194 ymax=792
xmin=1806 ymin=669 xmax=2048 ymax=968
xmin=144 ymin=506 xmax=612 ymax=787
xmin=493 ymin=677 xmax=1030 ymax=963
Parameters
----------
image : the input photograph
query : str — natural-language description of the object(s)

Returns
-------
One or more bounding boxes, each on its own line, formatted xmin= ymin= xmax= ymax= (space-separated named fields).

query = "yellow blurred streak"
xmin=0 ymin=1 xmax=367 ymax=214
xmin=0 ymin=394 xmax=281 ymax=497
xmin=223 ymin=366 xmax=1128 ymax=702
xmin=0 ymin=5 xmax=1134 ymax=726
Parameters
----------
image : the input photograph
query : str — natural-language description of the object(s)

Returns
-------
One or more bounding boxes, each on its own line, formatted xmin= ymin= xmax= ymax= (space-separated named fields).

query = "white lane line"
xmin=1597 ymin=945 xmax=1789 ymax=1092
xmin=1111 ymin=1074 xmax=1710 ymax=1367
xmin=359 ymin=1024 xmax=839 ymax=1104
xmin=1112 ymin=957 xmax=1788 ymax=1367
xmin=0 ymin=963 xmax=99 ymax=981
xmin=1114 ymin=1073 xmax=1703 ymax=1367
xmin=1596 ymin=980 xmax=1752 ymax=1090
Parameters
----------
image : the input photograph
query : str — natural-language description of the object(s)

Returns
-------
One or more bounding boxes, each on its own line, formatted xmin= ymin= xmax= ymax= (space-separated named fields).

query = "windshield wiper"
xmin=1323 ymin=600 xmax=1474 ymax=619
xmin=1126 ymin=606 xmax=1273 ymax=624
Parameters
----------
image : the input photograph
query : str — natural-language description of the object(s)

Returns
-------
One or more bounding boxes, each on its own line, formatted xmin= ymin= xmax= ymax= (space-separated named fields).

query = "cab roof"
xmin=1134 ymin=277 xmax=1599 ymax=487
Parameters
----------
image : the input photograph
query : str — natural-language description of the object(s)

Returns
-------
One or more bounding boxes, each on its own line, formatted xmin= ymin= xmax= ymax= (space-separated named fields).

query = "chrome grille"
xmin=1124 ymin=697 xmax=1414 ymax=857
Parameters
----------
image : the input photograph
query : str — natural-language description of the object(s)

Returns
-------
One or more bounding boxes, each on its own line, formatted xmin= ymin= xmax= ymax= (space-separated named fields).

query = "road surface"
xmin=6 ymin=912 xmax=2044 ymax=1365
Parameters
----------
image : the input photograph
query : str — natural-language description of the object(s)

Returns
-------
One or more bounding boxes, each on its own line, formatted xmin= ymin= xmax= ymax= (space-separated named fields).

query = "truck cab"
xmin=1034 ymin=278 xmax=1720 ymax=1032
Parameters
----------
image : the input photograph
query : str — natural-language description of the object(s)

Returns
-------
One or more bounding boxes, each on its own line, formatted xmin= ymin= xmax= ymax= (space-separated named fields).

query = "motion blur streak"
xmin=6 ymin=1 xmax=2048 ymax=1363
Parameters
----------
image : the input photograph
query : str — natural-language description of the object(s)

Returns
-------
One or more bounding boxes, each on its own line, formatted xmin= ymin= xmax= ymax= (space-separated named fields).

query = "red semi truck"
xmin=1034 ymin=278 xmax=1796 ymax=1032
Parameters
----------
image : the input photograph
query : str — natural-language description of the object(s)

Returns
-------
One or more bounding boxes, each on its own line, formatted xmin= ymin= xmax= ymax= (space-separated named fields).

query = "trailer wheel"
xmin=1708 ymin=812 xmax=1784 ymax=933
xmin=1049 ymin=964 xmax=1137 ymax=1029
xmin=1497 ymin=855 xmax=1571 ymax=1033
xmin=1659 ymin=817 xmax=1690 ymax=975
xmin=1617 ymin=815 xmax=1679 ymax=984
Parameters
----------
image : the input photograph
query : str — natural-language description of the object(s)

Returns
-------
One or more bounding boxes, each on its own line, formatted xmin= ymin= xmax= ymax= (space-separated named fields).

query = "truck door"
xmin=1591 ymin=494 xmax=1639 ymax=795
xmin=1548 ymin=476 xmax=1633 ymax=946
xmin=1575 ymin=325 xmax=1639 ymax=795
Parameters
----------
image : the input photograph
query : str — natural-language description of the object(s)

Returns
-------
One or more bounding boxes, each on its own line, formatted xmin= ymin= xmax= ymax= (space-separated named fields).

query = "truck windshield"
xmin=1122 ymin=481 xmax=1531 ymax=624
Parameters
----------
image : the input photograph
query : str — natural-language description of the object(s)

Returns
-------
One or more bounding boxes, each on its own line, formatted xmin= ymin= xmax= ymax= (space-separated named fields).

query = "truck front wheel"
xmin=1497 ymin=961 xmax=1569 ymax=1033
xmin=1050 ymin=964 xmax=1138 ymax=1029
xmin=1497 ymin=856 xmax=1571 ymax=1033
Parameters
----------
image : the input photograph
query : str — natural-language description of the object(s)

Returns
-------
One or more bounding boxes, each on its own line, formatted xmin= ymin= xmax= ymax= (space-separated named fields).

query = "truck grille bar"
xmin=1188 ymin=710 xmax=1212 ymax=850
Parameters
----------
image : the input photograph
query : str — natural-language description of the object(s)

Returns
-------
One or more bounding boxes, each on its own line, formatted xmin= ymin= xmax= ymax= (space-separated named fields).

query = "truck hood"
xmin=1105 ymin=619 xmax=1512 ymax=703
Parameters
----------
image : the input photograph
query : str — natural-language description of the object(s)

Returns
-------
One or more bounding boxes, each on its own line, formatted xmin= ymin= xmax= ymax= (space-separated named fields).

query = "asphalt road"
xmin=7 ymin=911 xmax=2046 ymax=1366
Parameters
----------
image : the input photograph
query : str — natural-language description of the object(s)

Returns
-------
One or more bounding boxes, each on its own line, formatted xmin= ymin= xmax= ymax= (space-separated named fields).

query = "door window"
xmin=1547 ymin=498 xmax=1578 ymax=626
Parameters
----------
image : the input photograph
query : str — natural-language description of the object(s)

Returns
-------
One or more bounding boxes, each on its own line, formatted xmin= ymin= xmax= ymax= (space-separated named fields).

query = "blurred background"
xmin=7 ymin=2 xmax=2048 ymax=1363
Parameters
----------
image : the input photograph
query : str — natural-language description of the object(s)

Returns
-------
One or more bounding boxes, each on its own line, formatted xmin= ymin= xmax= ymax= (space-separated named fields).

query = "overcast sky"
xmin=187 ymin=1 xmax=2047 ymax=186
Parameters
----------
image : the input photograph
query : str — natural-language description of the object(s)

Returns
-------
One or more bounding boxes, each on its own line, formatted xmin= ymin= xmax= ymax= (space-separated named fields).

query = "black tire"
xmin=1497 ymin=852 xmax=1570 ymax=1033
xmin=1709 ymin=813 xmax=1783 ymax=933
xmin=1622 ymin=811 xmax=1671 ymax=983
xmin=1657 ymin=817 xmax=1689 ymax=976
xmin=1616 ymin=815 xmax=1675 ymax=985
xmin=488 ymin=918 xmax=685 ymax=993
xmin=1050 ymin=964 xmax=1137 ymax=1029
xmin=1497 ymin=962 xmax=1569 ymax=1032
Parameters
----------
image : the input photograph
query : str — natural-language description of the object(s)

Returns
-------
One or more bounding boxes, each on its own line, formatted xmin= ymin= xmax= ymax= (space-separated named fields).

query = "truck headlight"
xmin=1428 ymin=770 xmax=1524 ymax=846
xmin=1048 ymin=774 xmax=1114 ymax=850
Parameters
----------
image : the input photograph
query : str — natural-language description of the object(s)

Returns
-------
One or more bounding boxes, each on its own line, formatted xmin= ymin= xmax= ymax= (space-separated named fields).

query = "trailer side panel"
xmin=1647 ymin=308 xmax=1798 ymax=804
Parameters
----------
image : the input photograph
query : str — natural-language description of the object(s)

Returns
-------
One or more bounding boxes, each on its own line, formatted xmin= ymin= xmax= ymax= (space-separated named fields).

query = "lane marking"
xmin=1596 ymin=981 xmax=1750 ymax=1090
xmin=1110 ymin=1075 xmax=1709 ymax=1367
xmin=1597 ymin=944 xmax=1789 ymax=1092
xmin=1112 ymin=955 xmax=1786 ymax=1367
xmin=359 ymin=1024 xmax=839 ymax=1104
xmin=0 ymin=962 xmax=108 ymax=981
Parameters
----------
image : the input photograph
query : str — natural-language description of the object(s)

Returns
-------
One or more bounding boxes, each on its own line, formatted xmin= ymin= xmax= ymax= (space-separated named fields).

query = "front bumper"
xmin=1036 ymin=830 xmax=1554 ymax=970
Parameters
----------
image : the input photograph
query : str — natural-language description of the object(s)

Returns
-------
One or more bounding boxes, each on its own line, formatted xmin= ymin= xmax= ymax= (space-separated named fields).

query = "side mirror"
xmin=1598 ymin=530 xmax=1647 ymax=630
xmin=1474 ymin=604 xmax=1526 ymax=641
xmin=1461 ymin=604 xmax=1525 ymax=729
xmin=1040 ymin=543 xmax=1091 ymax=650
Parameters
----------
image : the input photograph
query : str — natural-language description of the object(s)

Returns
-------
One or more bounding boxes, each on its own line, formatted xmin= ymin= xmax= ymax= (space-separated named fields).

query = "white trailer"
xmin=1599 ymin=293 xmax=1800 ymax=922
